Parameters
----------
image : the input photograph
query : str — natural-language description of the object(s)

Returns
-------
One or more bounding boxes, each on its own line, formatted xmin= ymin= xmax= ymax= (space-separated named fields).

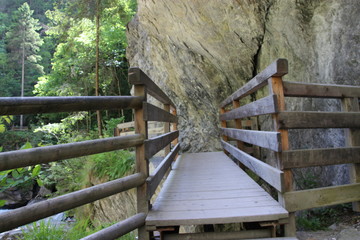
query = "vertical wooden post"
xmin=220 ymin=107 xmax=229 ymax=155
xmin=232 ymin=100 xmax=243 ymax=150
xmin=171 ymin=108 xmax=178 ymax=145
xmin=133 ymin=82 xmax=150 ymax=239
xmin=342 ymin=97 xmax=360 ymax=212
xmin=268 ymin=76 xmax=296 ymax=237
xmin=164 ymin=104 xmax=171 ymax=156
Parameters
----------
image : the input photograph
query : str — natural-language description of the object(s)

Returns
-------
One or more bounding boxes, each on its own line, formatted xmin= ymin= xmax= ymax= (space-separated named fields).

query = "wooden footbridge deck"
xmin=1 ymin=59 xmax=360 ymax=240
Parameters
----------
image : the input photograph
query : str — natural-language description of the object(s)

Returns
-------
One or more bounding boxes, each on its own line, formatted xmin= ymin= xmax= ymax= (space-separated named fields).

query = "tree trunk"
xmin=95 ymin=0 xmax=103 ymax=137
xmin=20 ymin=39 xmax=25 ymax=129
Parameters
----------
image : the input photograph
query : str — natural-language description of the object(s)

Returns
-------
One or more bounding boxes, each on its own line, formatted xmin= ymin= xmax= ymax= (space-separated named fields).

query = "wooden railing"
xmin=0 ymin=68 xmax=179 ymax=240
xmin=220 ymin=58 xmax=360 ymax=236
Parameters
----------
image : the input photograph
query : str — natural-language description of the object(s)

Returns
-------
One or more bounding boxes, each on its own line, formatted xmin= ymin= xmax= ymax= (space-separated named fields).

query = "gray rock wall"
xmin=126 ymin=0 xmax=360 ymax=186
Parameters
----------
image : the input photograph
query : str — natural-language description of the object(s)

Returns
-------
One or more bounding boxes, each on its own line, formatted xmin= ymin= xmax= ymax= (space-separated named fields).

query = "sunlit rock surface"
xmin=126 ymin=0 xmax=360 ymax=185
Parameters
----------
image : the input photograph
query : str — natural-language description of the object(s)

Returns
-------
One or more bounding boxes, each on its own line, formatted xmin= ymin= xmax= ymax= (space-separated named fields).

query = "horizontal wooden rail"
xmin=145 ymin=131 xmax=179 ymax=159
xmin=282 ymin=147 xmax=360 ymax=169
xmin=220 ymin=58 xmax=288 ymax=108
xmin=129 ymin=68 xmax=175 ymax=108
xmin=0 ymin=173 xmax=146 ymax=232
xmin=0 ymin=96 xmax=143 ymax=115
xmin=220 ymin=95 xmax=278 ymax=121
xmin=143 ymin=102 xmax=177 ymax=123
xmin=0 ymin=134 xmax=144 ymax=171
xmin=284 ymin=183 xmax=360 ymax=212
xmin=221 ymin=140 xmax=284 ymax=192
xmin=147 ymin=143 xmax=180 ymax=199
xmin=277 ymin=111 xmax=360 ymax=129
xmin=283 ymin=81 xmax=360 ymax=98
xmin=221 ymin=128 xmax=281 ymax=152
xmin=81 ymin=213 xmax=146 ymax=240
xmin=117 ymin=121 xmax=135 ymax=129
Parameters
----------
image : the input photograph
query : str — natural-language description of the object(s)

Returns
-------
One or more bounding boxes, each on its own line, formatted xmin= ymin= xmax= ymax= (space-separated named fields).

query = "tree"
xmin=6 ymin=3 xmax=43 ymax=128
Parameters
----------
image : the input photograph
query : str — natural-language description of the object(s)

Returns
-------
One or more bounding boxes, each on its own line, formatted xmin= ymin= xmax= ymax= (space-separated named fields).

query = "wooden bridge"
xmin=0 ymin=59 xmax=360 ymax=240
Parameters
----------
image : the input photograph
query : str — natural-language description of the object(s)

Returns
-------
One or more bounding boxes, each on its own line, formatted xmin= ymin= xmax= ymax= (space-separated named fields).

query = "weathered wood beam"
xmin=0 ymin=134 xmax=144 ymax=171
xmin=163 ymin=229 xmax=272 ymax=240
xmin=221 ymin=140 xmax=284 ymax=192
xmin=283 ymin=81 xmax=360 ymax=98
xmin=220 ymin=95 xmax=278 ymax=121
xmin=143 ymin=102 xmax=177 ymax=123
xmin=145 ymin=131 xmax=179 ymax=159
xmin=221 ymin=128 xmax=281 ymax=152
xmin=128 ymin=67 xmax=175 ymax=107
xmin=0 ymin=96 xmax=143 ymax=115
xmin=147 ymin=143 xmax=180 ymax=199
xmin=80 ymin=213 xmax=146 ymax=240
xmin=220 ymin=58 xmax=288 ymax=108
xmin=0 ymin=173 xmax=146 ymax=233
xmin=277 ymin=111 xmax=360 ymax=129
xmin=282 ymin=147 xmax=360 ymax=169
xmin=283 ymin=183 xmax=360 ymax=212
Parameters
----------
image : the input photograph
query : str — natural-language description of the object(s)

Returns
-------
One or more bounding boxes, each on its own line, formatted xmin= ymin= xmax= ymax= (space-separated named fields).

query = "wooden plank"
xmin=277 ymin=111 xmax=360 ymax=129
xmin=283 ymin=81 xmax=360 ymax=98
xmin=163 ymin=229 xmax=272 ymax=240
xmin=282 ymin=147 xmax=360 ymax=169
xmin=268 ymin=76 xmax=294 ymax=237
xmin=220 ymin=58 xmax=288 ymax=107
xmin=221 ymin=128 xmax=281 ymax=152
xmin=128 ymin=67 xmax=175 ymax=107
xmin=342 ymin=97 xmax=360 ymax=211
xmin=81 ymin=213 xmax=146 ymax=240
xmin=133 ymin=84 xmax=150 ymax=240
xmin=164 ymin=104 xmax=171 ymax=155
xmin=147 ymin=143 xmax=180 ymax=199
xmin=0 ymin=96 xmax=143 ymax=115
xmin=221 ymin=140 xmax=284 ymax=192
xmin=143 ymin=102 xmax=177 ymax=123
xmin=0 ymin=134 xmax=144 ymax=171
xmin=0 ymin=173 xmax=146 ymax=233
xmin=220 ymin=95 xmax=278 ymax=121
xmin=117 ymin=121 xmax=135 ymax=130
xmin=145 ymin=131 xmax=179 ymax=159
xmin=283 ymin=183 xmax=360 ymax=212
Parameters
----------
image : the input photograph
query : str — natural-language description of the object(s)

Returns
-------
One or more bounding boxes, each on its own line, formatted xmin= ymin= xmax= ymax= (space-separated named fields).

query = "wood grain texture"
xmin=0 ymin=96 xmax=144 ymax=115
xmin=147 ymin=143 xmax=180 ymax=199
xmin=221 ymin=140 xmax=284 ymax=192
xmin=284 ymin=183 xmax=360 ymax=212
xmin=221 ymin=128 xmax=281 ymax=152
xmin=81 ymin=213 xmax=146 ymax=240
xmin=220 ymin=58 xmax=288 ymax=107
xmin=145 ymin=131 xmax=179 ymax=159
xmin=282 ymin=147 xmax=360 ymax=169
xmin=128 ymin=67 xmax=175 ymax=107
xmin=143 ymin=102 xmax=177 ymax=123
xmin=146 ymin=152 xmax=288 ymax=227
xmin=278 ymin=111 xmax=360 ymax=129
xmin=0 ymin=134 xmax=145 ymax=171
xmin=283 ymin=81 xmax=360 ymax=98
xmin=220 ymin=95 xmax=278 ymax=121
xmin=0 ymin=173 xmax=146 ymax=233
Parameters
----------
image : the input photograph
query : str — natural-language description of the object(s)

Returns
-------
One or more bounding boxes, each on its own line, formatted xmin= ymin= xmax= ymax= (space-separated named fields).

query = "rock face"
xmin=126 ymin=1 xmax=360 ymax=185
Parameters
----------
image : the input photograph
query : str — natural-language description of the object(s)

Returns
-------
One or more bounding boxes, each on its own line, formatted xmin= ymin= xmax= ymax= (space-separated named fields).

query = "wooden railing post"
xmin=132 ymin=70 xmax=150 ymax=240
xmin=342 ymin=97 xmax=360 ymax=212
xmin=164 ymin=104 xmax=171 ymax=156
xmin=268 ymin=76 xmax=296 ymax=237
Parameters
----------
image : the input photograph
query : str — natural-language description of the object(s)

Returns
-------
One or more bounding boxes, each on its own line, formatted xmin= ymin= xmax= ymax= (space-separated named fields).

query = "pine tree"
xmin=6 ymin=2 xmax=43 ymax=128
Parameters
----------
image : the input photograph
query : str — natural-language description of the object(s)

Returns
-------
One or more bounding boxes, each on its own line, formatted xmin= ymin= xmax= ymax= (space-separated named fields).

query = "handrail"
xmin=0 ymin=173 xmax=146 ymax=232
xmin=0 ymin=134 xmax=144 ymax=171
xmin=220 ymin=58 xmax=360 ymax=236
xmin=0 ymin=67 xmax=179 ymax=240
xmin=0 ymin=96 xmax=144 ymax=114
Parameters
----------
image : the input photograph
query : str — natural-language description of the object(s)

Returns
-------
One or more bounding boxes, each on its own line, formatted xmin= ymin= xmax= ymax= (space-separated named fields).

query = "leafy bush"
xmin=104 ymin=116 xmax=125 ymax=137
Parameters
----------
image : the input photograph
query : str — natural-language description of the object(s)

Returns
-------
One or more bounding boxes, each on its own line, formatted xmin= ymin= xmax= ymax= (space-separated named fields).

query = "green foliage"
xmin=104 ymin=117 xmax=125 ymax=137
xmin=0 ymin=115 xmax=13 ymax=133
xmin=296 ymin=204 xmax=352 ymax=231
xmin=91 ymin=150 xmax=135 ymax=180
